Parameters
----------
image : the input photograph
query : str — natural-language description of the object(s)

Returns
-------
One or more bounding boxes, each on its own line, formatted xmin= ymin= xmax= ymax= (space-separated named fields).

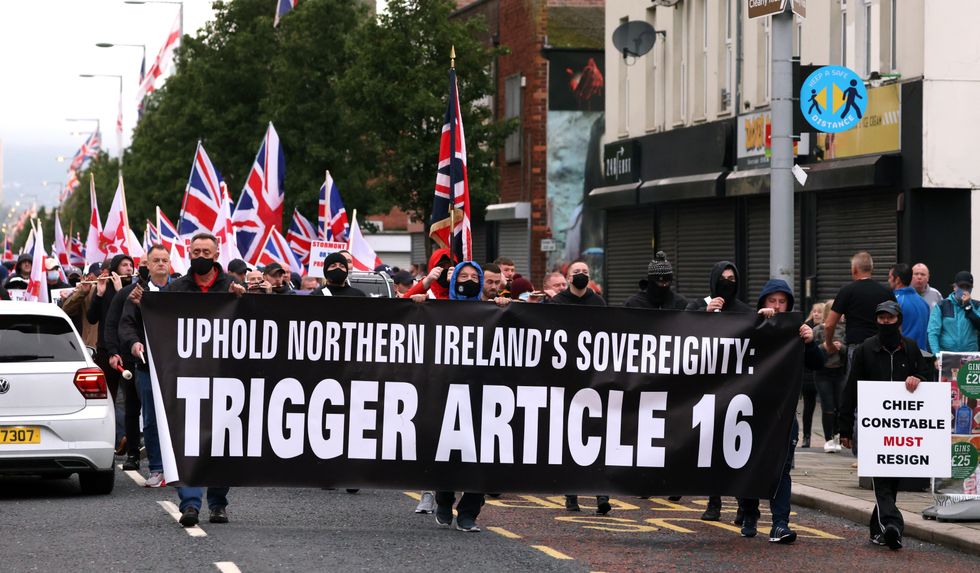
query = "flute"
xmin=77 ymin=274 xmax=136 ymax=285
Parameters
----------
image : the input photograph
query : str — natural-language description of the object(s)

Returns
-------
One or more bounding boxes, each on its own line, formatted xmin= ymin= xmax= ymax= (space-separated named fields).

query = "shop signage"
xmin=736 ymin=110 xmax=810 ymax=169
xmin=800 ymin=65 xmax=868 ymax=133
xmin=814 ymin=83 xmax=900 ymax=160
xmin=603 ymin=140 xmax=640 ymax=185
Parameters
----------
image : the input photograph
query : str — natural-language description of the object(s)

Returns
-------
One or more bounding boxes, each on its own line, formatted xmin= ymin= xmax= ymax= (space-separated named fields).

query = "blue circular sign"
xmin=800 ymin=65 xmax=868 ymax=133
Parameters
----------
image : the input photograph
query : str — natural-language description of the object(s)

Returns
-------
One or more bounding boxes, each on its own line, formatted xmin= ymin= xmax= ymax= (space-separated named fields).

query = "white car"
xmin=0 ymin=301 xmax=115 ymax=494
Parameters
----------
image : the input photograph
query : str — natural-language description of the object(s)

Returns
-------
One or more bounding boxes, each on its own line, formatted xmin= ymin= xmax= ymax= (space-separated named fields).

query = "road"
xmin=1 ymin=466 xmax=978 ymax=573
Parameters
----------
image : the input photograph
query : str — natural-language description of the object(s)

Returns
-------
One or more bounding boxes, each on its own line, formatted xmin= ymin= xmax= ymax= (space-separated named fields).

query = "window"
xmin=696 ymin=0 xmax=708 ymax=119
xmin=617 ymin=16 xmax=629 ymax=135
xmin=645 ymin=7 xmax=658 ymax=130
xmin=721 ymin=0 xmax=733 ymax=113
xmin=890 ymin=0 xmax=897 ymax=71
xmin=0 ymin=316 xmax=84 ymax=362
xmin=762 ymin=17 xmax=771 ymax=104
xmin=864 ymin=0 xmax=872 ymax=75
xmin=672 ymin=6 xmax=686 ymax=124
xmin=841 ymin=5 xmax=848 ymax=66
xmin=504 ymin=74 xmax=521 ymax=163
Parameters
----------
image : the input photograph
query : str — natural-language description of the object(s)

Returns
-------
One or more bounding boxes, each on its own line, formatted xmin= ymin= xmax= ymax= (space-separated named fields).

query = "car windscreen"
xmin=0 ymin=315 xmax=85 ymax=362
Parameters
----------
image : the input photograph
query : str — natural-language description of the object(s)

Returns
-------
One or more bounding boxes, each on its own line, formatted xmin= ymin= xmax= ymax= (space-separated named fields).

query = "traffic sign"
xmin=748 ymin=0 xmax=786 ymax=20
xmin=540 ymin=238 xmax=557 ymax=253
xmin=791 ymin=0 xmax=806 ymax=18
xmin=800 ymin=65 xmax=868 ymax=133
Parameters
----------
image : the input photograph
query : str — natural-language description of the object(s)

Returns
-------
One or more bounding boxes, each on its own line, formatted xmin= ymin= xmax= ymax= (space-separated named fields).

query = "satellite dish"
xmin=612 ymin=21 xmax=658 ymax=61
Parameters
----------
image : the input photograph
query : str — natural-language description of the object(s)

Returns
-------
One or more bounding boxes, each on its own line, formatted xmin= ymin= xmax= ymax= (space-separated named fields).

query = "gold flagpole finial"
xmin=450 ymin=45 xmax=456 ymax=69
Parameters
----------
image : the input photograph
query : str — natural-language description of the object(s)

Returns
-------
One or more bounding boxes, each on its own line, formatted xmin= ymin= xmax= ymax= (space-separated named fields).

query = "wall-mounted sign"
xmin=800 ymin=65 xmax=869 ymax=133
xmin=603 ymin=140 xmax=640 ymax=185
xmin=737 ymin=111 xmax=810 ymax=169
xmin=814 ymin=83 xmax=900 ymax=160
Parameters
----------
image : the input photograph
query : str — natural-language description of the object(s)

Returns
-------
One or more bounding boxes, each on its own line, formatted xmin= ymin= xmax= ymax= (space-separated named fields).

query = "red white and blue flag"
xmin=233 ymin=122 xmax=285 ymax=264
xmin=61 ymin=130 xmax=102 ymax=202
xmin=286 ymin=208 xmax=317 ymax=266
xmin=215 ymin=185 xmax=243 ymax=269
xmin=178 ymin=141 xmax=226 ymax=239
xmin=84 ymin=175 xmax=107 ymax=268
xmin=274 ymin=0 xmax=299 ymax=27
xmin=318 ymin=170 xmax=349 ymax=242
xmin=2 ymin=233 xmax=15 ymax=262
xmin=429 ymin=67 xmax=472 ymax=262
xmin=145 ymin=220 xmax=160 ymax=252
xmin=347 ymin=210 xmax=382 ymax=272
xmin=69 ymin=234 xmax=86 ymax=268
xmin=137 ymin=13 xmax=181 ymax=104
xmin=157 ymin=207 xmax=181 ymax=250
xmin=254 ymin=225 xmax=302 ymax=273
xmin=53 ymin=210 xmax=70 ymax=266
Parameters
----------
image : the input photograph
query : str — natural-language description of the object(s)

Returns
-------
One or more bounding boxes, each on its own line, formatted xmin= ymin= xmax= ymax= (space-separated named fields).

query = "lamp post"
xmin=95 ymin=42 xmax=147 ymax=74
xmin=124 ymin=0 xmax=183 ymax=36
xmin=79 ymin=74 xmax=124 ymax=161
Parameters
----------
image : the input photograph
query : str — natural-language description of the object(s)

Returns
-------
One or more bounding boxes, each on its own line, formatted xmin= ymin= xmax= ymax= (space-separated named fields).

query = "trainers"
xmin=740 ymin=514 xmax=758 ymax=538
xmin=824 ymin=438 xmax=838 ymax=453
xmin=701 ymin=498 xmax=721 ymax=521
xmin=122 ymin=455 xmax=140 ymax=471
xmin=209 ymin=506 xmax=229 ymax=524
xmin=800 ymin=437 xmax=810 ymax=448
xmin=596 ymin=496 xmax=612 ymax=516
xmin=178 ymin=507 xmax=199 ymax=527
xmin=883 ymin=525 xmax=902 ymax=550
xmin=564 ymin=495 xmax=581 ymax=512
xmin=870 ymin=534 xmax=887 ymax=546
xmin=144 ymin=472 xmax=166 ymax=488
xmin=415 ymin=491 xmax=436 ymax=514
xmin=768 ymin=525 xmax=797 ymax=544
xmin=435 ymin=506 xmax=453 ymax=527
xmin=455 ymin=516 xmax=480 ymax=532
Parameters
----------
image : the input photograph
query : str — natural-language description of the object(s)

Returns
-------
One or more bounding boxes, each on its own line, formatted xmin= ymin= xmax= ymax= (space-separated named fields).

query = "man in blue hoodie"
xmin=928 ymin=271 xmax=980 ymax=354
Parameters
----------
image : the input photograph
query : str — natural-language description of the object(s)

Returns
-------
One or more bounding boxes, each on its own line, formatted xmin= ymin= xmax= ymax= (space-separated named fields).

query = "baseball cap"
xmin=263 ymin=262 xmax=286 ymax=276
xmin=954 ymin=271 xmax=974 ymax=289
xmin=227 ymin=259 xmax=249 ymax=274
xmin=45 ymin=258 xmax=60 ymax=271
xmin=874 ymin=300 xmax=902 ymax=317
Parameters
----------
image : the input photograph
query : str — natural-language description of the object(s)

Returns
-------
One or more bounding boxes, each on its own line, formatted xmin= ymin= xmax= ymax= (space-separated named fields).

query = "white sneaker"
xmin=144 ymin=472 xmax=166 ymax=488
xmin=415 ymin=491 xmax=435 ymax=514
xmin=834 ymin=438 xmax=843 ymax=452
xmin=824 ymin=438 xmax=838 ymax=453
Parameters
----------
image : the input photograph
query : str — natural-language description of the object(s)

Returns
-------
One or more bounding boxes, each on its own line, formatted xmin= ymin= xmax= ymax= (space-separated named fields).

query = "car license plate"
xmin=0 ymin=426 xmax=41 ymax=444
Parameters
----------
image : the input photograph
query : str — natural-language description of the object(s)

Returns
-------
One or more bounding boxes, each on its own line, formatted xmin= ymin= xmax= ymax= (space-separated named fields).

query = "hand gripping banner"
xmin=142 ymin=293 xmax=803 ymax=498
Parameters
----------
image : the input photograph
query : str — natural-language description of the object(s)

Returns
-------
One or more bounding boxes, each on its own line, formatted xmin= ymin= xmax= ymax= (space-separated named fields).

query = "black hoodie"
xmin=685 ymin=260 xmax=752 ymax=313
xmin=86 ymin=254 xmax=135 ymax=350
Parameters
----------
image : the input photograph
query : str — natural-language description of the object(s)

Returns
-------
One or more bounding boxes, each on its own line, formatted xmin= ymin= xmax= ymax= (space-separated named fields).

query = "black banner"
xmin=142 ymin=293 xmax=803 ymax=498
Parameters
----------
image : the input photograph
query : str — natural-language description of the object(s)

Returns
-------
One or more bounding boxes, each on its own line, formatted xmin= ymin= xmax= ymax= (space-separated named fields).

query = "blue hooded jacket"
xmin=757 ymin=278 xmax=795 ymax=311
xmin=448 ymin=261 xmax=484 ymax=301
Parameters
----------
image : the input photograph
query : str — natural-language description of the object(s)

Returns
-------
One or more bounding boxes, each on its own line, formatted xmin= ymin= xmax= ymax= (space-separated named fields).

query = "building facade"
xmin=593 ymin=0 xmax=980 ymax=309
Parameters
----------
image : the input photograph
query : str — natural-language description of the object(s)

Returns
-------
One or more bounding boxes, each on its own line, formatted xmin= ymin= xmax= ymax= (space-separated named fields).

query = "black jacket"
xmin=624 ymin=289 xmax=689 ymax=310
xmin=104 ymin=282 xmax=139 ymax=362
xmin=310 ymin=284 xmax=367 ymax=297
xmin=166 ymin=269 xmax=238 ymax=293
xmin=686 ymin=261 xmax=753 ymax=313
xmin=85 ymin=254 xmax=135 ymax=350
xmin=838 ymin=335 xmax=931 ymax=439
xmin=550 ymin=288 xmax=606 ymax=306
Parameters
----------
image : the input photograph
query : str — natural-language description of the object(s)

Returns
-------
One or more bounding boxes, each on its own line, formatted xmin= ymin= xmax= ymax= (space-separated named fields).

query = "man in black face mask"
xmin=686 ymin=260 xmax=752 ymax=313
xmin=311 ymin=252 xmax=367 ymax=297
xmin=550 ymin=260 xmax=605 ymax=306
xmin=838 ymin=301 xmax=930 ymax=550
xmin=625 ymin=251 xmax=689 ymax=310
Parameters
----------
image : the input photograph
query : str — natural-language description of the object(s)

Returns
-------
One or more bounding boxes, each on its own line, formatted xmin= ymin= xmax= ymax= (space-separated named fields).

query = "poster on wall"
xmin=934 ymin=352 xmax=980 ymax=505
xmin=547 ymin=50 xmax=605 ymax=112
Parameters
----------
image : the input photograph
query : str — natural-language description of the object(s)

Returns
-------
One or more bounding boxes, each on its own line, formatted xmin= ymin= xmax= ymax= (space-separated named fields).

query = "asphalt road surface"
xmin=1 ymin=467 xmax=978 ymax=572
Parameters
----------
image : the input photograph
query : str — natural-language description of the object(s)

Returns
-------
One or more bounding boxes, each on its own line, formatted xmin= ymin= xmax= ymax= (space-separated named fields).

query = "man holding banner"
xmin=839 ymin=301 xmax=931 ymax=550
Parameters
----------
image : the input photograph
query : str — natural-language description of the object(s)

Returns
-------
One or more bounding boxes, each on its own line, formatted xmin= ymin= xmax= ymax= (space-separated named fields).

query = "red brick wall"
xmin=546 ymin=0 xmax=604 ymax=6
xmin=366 ymin=206 xmax=425 ymax=233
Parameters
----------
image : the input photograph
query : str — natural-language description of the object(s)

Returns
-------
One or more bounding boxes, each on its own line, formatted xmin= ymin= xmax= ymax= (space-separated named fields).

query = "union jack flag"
xmin=178 ymin=141 xmax=226 ymax=239
xmin=429 ymin=67 xmax=472 ymax=262
xmin=274 ymin=0 xmax=299 ymax=27
xmin=157 ymin=207 xmax=186 ymax=259
xmin=255 ymin=225 xmax=302 ymax=273
xmin=233 ymin=122 xmax=285 ymax=264
xmin=286 ymin=208 xmax=317 ymax=266
xmin=2 ymin=233 xmax=14 ymax=262
xmin=318 ymin=170 xmax=349 ymax=242
xmin=145 ymin=220 xmax=160 ymax=252
xmin=69 ymin=234 xmax=86 ymax=267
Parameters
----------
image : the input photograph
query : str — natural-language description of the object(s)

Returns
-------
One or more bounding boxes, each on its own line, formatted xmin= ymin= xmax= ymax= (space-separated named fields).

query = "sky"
xmin=0 ymin=0 xmax=219 ymax=227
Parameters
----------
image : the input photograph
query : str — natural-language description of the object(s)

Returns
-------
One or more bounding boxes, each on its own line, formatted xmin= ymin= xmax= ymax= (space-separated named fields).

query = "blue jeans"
xmin=178 ymin=487 xmax=230 ymax=512
xmin=738 ymin=417 xmax=797 ymax=529
xmin=135 ymin=369 xmax=163 ymax=473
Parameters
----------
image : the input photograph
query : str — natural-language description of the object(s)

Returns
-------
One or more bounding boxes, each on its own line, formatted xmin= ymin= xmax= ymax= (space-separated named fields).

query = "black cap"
xmin=391 ymin=270 xmax=414 ymax=286
xmin=263 ymin=262 xmax=286 ymax=276
xmin=87 ymin=262 xmax=102 ymax=275
xmin=374 ymin=263 xmax=393 ymax=275
xmin=954 ymin=271 xmax=974 ymax=288
xmin=323 ymin=252 xmax=348 ymax=270
xmin=874 ymin=300 xmax=902 ymax=317
xmin=227 ymin=259 xmax=249 ymax=274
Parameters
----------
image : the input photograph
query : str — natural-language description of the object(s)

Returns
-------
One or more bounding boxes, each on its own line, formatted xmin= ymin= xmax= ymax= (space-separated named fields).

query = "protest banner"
xmin=307 ymin=241 xmax=347 ymax=278
xmin=857 ymin=380 xmax=951 ymax=478
xmin=142 ymin=294 xmax=803 ymax=498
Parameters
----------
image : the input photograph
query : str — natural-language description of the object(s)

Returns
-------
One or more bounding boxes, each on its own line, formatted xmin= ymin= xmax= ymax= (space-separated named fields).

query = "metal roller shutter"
xmin=656 ymin=201 xmax=737 ymax=300
xmin=496 ymin=220 xmax=530 ymax=278
xmin=815 ymin=190 xmax=898 ymax=301
xmin=410 ymin=233 xmax=426 ymax=266
xmin=605 ymin=207 xmax=655 ymax=305
xmin=471 ymin=223 xmax=488 ymax=266
xmin=745 ymin=196 xmax=801 ymax=302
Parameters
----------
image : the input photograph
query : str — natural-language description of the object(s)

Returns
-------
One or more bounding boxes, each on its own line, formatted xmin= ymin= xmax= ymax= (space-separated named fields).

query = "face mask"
xmin=715 ymin=278 xmax=738 ymax=301
xmin=646 ymin=277 xmax=671 ymax=303
xmin=326 ymin=268 xmax=348 ymax=285
xmin=878 ymin=321 xmax=902 ymax=348
xmin=437 ymin=267 xmax=450 ymax=288
xmin=47 ymin=271 xmax=59 ymax=282
xmin=190 ymin=257 xmax=214 ymax=276
xmin=138 ymin=267 xmax=150 ymax=283
xmin=457 ymin=279 xmax=481 ymax=299
xmin=571 ymin=273 xmax=589 ymax=290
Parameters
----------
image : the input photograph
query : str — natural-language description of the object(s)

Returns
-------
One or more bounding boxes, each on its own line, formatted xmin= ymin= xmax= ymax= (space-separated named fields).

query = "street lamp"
xmin=79 ymin=74 xmax=124 ymax=160
xmin=95 ymin=42 xmax=147 ymax=67
xmin=124 ymin=0 xmax=184 ymax=35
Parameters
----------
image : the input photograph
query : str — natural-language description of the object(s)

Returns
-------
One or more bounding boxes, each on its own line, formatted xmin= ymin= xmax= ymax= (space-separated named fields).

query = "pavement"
xmin=791 ymin=403 xmax=980 ymax=557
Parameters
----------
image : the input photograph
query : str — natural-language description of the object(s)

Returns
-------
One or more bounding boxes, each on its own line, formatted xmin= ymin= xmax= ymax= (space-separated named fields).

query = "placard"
xmin=307 ymin=241 xmax=348 ymax=278
xmin=857 ymin=380 xmax=951 ymax=478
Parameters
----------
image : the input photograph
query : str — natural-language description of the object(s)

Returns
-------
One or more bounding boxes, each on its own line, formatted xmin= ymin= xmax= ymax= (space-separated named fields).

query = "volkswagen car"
xmin=0 ymin=301 xmax=115 ymax=494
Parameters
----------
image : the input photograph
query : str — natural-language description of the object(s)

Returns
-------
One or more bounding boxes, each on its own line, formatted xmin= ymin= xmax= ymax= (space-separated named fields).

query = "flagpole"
xmin=447 ymin=45 xmax=457 ymax=264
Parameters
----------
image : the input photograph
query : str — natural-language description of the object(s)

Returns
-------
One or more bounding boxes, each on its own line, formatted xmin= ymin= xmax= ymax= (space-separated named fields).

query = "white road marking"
xmin=118 ymin=464 xmax=146 ymax=486
xmin=214 ymin=562 xmax=242 ymax=573
xmin=158 ymin=500 xmax=207 ymax=537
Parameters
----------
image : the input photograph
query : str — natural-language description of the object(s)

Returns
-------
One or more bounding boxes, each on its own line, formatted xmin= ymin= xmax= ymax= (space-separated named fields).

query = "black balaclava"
xmin=878 ymin=315 xmax=903 ymax=348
